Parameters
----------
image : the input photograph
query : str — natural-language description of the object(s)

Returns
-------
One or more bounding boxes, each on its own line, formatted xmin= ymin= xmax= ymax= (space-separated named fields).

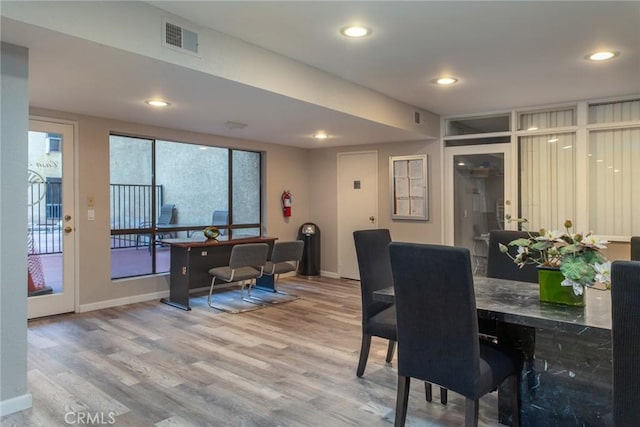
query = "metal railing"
xmin=28 ymin=182 xmax=62 ymax=254
xmin=110 ymin=184 xmax=163 ymax=249
xmin=26 ymin=183 xmax=166 ymax=254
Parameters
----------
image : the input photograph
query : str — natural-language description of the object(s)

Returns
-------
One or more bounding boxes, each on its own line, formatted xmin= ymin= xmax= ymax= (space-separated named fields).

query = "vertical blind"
xmin=519 ymin=132 xmax=576 ymax=231
xmin=518 ymin=108 xmax=576 ymax=231
xmin=589 ymin=100 xmax=640 ymax=236
xmin=589 ymin=127 xmax=640 ymax=235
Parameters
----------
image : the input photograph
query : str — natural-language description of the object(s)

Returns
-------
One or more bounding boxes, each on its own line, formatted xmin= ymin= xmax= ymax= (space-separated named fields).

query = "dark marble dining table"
xmin=373 ymin=276 xmax=612 ymax=427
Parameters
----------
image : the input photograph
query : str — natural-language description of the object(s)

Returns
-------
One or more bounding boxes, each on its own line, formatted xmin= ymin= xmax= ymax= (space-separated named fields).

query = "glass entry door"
xmin=27 ymin=119 xmax=75 ymax=318
xmin=444 ymin=143 xmax=513 ymax=276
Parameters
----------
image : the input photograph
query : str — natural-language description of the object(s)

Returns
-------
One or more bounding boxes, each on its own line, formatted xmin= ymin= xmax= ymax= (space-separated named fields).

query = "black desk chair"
xmin=354 ymin=230 xmax=445 ymax=403
xmin=389 ymin=242 xmax=522 ymax=427
xmin=630 ymin=237 xmax=640 ymax=261
xmin=207 ymin=243 xmax=269 ymax=313
xmin=611 ymin=260 xmax=640 ymax=426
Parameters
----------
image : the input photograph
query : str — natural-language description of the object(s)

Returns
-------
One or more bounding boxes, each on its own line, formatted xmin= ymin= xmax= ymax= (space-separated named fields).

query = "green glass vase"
xmin=538 ymin=267 xmax=585 ymax=307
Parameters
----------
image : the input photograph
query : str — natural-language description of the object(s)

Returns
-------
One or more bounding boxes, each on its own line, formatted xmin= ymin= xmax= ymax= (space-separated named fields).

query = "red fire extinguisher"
xmin=281 ymin=190 xmax=292 ymax=217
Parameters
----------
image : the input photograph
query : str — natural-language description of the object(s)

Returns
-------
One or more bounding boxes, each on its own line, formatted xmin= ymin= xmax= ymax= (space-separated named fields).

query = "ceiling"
xmin=2 ymin=1 xmax=639 ymax=148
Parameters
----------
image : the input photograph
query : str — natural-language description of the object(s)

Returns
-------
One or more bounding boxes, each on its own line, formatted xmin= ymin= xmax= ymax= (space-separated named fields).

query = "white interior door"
xmin=444 ymin=143 xmax=513 ymax=275
xmin=337 ymin=151 xmax=378 ymax=280
xmin=27 ymin=119 xmax=76 ymax=318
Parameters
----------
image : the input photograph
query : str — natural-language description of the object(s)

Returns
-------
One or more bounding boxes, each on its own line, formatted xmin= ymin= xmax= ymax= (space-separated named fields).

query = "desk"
xmin=374 ymin=278 xmax=612 ymax=426
xmin=160 ymin=236 xmax=276 ymax=310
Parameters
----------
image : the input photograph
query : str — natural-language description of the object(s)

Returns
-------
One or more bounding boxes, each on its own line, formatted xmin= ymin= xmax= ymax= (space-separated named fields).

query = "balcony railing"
xmin=28 ymin=182 xmax=62 ymax=254
xmin=27 ymin=183 xmax=165 ymax=255
xmin=110 ymin=184 xmax=164 ymax=249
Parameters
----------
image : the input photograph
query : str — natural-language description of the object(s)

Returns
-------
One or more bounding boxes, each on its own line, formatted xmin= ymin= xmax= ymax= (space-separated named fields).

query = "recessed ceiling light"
xmin=145 ymin=100 xmax=170 ymax=107
xmin=313 ymin=132 xmax=329 ymax=140
xmin=340 ymin=26 xmax=371 ymax=38
xmin=434 ymin=77 xmax=458 ymax=85
xmin=586 ymin=51 xmax=619 ymax=61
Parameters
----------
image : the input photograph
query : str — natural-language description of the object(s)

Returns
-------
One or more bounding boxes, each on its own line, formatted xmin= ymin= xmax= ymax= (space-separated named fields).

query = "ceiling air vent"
xmin=163 ymin=20 xmax=199 ymax=55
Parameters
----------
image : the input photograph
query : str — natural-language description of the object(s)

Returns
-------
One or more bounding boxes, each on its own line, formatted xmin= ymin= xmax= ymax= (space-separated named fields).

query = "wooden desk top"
xmin=160 ymin=235 xmax=277 ymax=249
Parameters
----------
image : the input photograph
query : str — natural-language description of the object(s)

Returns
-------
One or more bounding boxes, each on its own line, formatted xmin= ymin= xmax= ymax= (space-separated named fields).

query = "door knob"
xmin=369 ymin=216 xmax=375 ymax=222
xmin=64 ymin=214 xmax=72 ymax=221
xmin=64 ymin=226 xmax=73 ymax=233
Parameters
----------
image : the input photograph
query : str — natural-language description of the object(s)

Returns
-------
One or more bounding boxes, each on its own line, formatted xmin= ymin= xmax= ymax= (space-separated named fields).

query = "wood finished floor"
xmin=2 ymin=277 xmax=501 ymax=427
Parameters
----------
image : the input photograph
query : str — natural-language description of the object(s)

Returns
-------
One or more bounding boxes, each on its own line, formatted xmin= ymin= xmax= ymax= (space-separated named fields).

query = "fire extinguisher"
xmin=281 ymin=190 xmax=292 ymax=218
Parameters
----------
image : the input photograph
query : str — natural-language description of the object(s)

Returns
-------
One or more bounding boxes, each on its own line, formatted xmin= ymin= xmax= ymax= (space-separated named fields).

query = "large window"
xmin=445 ymin=97 xmax=640 ymax=240
xmin=109 ymin=135 xmax=262 ymax=279
xmin=588 ymin=99 xmax=640 ymax=236
xmin=518 ymin=132 xmax=576 ymax=231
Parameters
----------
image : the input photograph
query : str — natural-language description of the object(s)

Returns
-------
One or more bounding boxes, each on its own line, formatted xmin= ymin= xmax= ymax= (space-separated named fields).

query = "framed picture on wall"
xmin=389 ymin=154 xmax=428 ymax=220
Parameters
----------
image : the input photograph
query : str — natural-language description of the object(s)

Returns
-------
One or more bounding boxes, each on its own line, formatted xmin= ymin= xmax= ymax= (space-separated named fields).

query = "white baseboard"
xmin=78 ymin=290 xmax=169 ymax=313
xmin=0 ymin=393 xmax=32 ymax=417
xmin=320 ymin=270 xmax=339 ymax=279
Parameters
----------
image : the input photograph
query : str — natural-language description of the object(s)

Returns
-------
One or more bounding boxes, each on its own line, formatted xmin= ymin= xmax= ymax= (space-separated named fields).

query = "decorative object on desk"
xmin=203 ymin=226 xmax=220 ymax=240
xmin=499 ymin=219 xmax=611 ymax=305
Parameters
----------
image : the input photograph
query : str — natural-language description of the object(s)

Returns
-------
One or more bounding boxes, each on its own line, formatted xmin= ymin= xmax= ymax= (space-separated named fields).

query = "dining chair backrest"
xmin=486 ymin=230 xmax=539 ymax=283
xmin=630 ymin=237 xmax=640 ymax=261
xmin=353 ymin=229 xmax=394 ymax=321
xmin=389 ymin=242 xmax=481 ymax=397
xmin=611 ymin=260 xmax=640 ymax=426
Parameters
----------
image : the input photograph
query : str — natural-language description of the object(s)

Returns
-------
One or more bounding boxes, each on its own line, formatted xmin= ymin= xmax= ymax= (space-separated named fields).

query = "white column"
xmin=0 ymin=42 xmax=32 ymax=416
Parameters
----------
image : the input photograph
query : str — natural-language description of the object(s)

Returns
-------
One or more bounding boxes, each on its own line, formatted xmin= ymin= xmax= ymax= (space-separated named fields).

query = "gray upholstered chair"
xmin=354 ymin=229 xmax=445 ymax=403
xmin=207 ymin=243 xmax=269 ymax=313
xmin=389 ymin=242 xmax=522 ymax=427
xmin=263 ymin=240 xmax=304 ymax=296
xmin=611 ymin=260 xmax=640 ymax=426
xmin=630 ymin=237 xmax=640 ymax=261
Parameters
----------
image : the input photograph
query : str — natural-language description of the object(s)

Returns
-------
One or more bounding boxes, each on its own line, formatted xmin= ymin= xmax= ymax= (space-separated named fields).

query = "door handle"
xmin=64 ymin=214 xmax=72 ymax=221
xmin=64 ymin=226 xmax=73 ymax=233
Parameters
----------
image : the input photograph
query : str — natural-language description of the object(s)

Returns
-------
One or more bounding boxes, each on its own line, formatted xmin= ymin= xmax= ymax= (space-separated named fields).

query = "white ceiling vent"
xmin=163 ymin=19 xmax=199 ymax=56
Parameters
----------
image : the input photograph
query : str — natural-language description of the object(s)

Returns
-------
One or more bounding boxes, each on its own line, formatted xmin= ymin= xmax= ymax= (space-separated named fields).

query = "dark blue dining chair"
xmin=630 ymin=237 xmax=640 ymax=261
xmin=486 ymin=230 xmax=539 ymax=283
xmin=611 ymin=260 xmax=640 ymax=426
xmin=389 ymin=242 xmax=522 ymax=427
xmin=353 ymin=229 xmax=446 ymax=403
xmin=483 ymin=230 xmax=540 ymax=340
